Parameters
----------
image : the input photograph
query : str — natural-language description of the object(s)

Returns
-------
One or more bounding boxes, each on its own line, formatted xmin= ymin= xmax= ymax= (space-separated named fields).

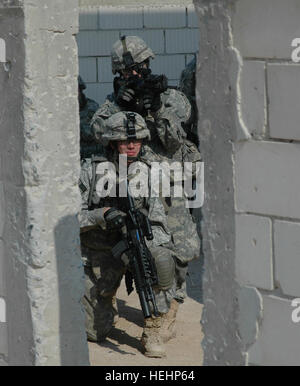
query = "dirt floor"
xmin=88 ymin=259 xmax=204 ymax=366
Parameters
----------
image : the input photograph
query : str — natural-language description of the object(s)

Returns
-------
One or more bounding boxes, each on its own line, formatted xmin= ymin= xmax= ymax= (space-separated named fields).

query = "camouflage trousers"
xmin=81 ymin=245 xmax=124 ymax=342
xmin=81 ymin=245 xmax=180 ymax=342
xmin=165 ymin=196 xmax=201 ymax=301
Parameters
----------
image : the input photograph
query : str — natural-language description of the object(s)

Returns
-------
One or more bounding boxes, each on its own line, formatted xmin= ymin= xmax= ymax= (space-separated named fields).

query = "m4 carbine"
xmin=114 ymin=70 xmax=168 ymax=100
xmin=111 ymin=185 xmax=159 ymax=318
xmin=135 ymin=71 xmax=168 ymax=97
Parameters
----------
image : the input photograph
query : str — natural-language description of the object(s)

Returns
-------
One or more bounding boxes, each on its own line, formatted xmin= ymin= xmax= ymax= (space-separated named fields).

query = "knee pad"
xmin=154 ymin=252 xmax=175 ymax=290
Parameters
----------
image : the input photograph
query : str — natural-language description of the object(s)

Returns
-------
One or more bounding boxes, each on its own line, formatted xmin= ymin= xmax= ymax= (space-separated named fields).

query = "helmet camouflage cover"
xmin=101 ymin=111 xmax=151 ymax=144
xmin=111 ymin=35 xmax=155 ymax=74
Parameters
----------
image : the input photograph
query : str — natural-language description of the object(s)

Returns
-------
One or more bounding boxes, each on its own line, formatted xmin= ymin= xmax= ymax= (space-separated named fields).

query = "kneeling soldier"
xmin=79 ymin=111 xmax=179 ymax=357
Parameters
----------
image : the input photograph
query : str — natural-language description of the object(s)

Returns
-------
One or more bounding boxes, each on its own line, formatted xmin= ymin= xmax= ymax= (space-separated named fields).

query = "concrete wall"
xmin=0 ymin=0 xmax=89 ymax=365
xmin=77 ymin=1 xmax=199 ymax=104
xmin=195 ymin=0 xmax=245 ymax=366
xmin=0 ymin=1 xmax=32 ymax=366
xmin=233 ymin=0 xmax=300 ymax=366
xmin=197 ymin=0 xmax=300 ymax=366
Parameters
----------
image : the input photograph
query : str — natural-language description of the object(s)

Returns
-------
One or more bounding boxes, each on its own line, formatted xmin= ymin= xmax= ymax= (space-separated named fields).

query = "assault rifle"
xmin=111 ymin=185 xmax=159 ymax=318
xmin=114 ymin=70 xmax=168 ymax=100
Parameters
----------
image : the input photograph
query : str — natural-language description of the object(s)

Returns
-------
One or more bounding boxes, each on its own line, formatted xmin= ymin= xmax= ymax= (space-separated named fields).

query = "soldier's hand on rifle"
xmin=142 ymin=92 xmax=153 ymax=111
xmin=143 ymin=91 xmax=161 ymax=112
xmin=104 ymin=207 xmax=127 ymax=230
xmin=116 ymin=84 xmax=135 ymax=105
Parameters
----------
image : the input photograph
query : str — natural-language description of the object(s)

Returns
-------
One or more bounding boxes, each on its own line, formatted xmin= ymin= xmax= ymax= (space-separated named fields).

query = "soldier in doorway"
xmin=78 ymin=75 xmax=102 ymax=159
xmin=79 ymin=111 xmax=182 ymax=358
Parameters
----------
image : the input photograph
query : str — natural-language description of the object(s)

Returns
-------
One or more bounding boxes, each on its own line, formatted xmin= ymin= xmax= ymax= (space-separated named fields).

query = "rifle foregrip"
xmin=111 ymin=239 xmax=129 ymax=258
xmin=139 ymin=290 xmax=151 ymax=319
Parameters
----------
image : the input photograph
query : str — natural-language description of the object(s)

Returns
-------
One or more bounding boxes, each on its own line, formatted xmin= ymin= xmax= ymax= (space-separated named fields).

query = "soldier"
xmin=90 ymin=36 xmax=201 ymax=331
xmin=179 ymin=56 xmax=198 ymax=147
xmin=78 ymin=75 xmax=101 ymax=159
xmin=179 ymin=56 xmax=204 ymax=260
xmin=91 ymin=35 xmax=192 ymax=157
xmin=79 ymin=111 xmax=181 ymax=358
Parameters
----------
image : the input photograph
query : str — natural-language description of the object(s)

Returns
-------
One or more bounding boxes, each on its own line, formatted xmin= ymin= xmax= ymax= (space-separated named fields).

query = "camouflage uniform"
xmin=179 ymin=57 xmax=204 ymax=260
xmin=80 ymin=98 xmax=102 ymax=159
xmin=91 ymin=37 xmax=201 ymax=302
xmin=78 ymin=76 xmax=102 ymax=159
xmin=92 ymin=88 xmax=190 ymax=157
xmin=79 ymin=112 xmax=177 ymax=343
xmin=179 ymin=56 xmax=198 ymax=146
xmin=139 ymin=142 xmax=201 ymax=301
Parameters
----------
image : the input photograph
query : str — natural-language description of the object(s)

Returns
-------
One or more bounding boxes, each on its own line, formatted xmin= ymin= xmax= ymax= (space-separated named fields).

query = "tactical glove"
xmin=104 ymin=207 xmax=127 ymax=230
xmin=116 ymin=84 xmax=135 ymax=105
xmin=143 ymin=91 xmax=161 ymax=112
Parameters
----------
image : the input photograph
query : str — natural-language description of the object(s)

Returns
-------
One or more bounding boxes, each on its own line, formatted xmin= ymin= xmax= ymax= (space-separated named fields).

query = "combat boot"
xmin=141 ymin=315 xmax=166 ymax=358
xmin=160 ymin=299 xmax=179 ymax=343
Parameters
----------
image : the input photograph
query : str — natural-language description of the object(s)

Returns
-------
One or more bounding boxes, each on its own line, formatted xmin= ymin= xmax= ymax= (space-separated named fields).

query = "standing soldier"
xmin=179 ymin=56 xmax=198 ymax=147
xmin=179 ymin=56 xmax=204 ymax=259
xmin=91 ymin=36 xmax=192 ymax=158
xmin=78 ymin=75 xmax=101 ymax=159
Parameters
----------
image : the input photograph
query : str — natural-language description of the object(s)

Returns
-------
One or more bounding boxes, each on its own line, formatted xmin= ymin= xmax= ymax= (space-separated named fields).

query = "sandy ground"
xmin=88 ymin=259 xmax=204 ymax=366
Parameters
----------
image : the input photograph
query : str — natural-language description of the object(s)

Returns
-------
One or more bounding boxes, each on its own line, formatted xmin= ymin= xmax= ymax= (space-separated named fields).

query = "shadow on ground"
xmin=96 ymin=299 xmax=144 ymax=356
xmin=98 ymin=328 xmax=143 ymax=356
xmin=116 ymin=299 xmax=144 ymax=328
xmin=88 ymin=276 xmax=204 ymax=366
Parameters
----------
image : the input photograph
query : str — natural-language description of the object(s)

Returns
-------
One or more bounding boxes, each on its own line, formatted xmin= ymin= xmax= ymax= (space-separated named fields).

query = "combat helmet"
xmin=102 ymin=111 xmax=151 ymax=145
xmin=111 ymin=35 xmax=155 ymax=75
xmin=78 ymin=75 xmax=86 ymax=90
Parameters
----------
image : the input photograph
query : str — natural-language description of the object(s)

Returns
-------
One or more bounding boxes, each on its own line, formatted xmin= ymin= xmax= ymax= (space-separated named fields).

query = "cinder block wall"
xmin=233 ymin=0 xmax=300 ymax=366
xmin=77 ymin=1 xmax=199 ymax=105
xmin=197 ymin=0 xmax=300 ymax=366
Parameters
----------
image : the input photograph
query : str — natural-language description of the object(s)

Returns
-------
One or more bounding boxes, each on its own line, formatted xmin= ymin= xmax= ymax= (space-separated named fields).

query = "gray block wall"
xmin=197 ymin=0 xmax=300 ymax=366
xmin=77 ymin=1 xmax=199 ymax=105
xmin=0 ymin=0 xmax=89 ymax=366
xmin=233 ymin=0 xmax=300 ymax=366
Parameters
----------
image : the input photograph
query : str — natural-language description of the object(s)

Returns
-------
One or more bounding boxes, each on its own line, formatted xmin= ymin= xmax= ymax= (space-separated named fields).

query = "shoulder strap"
xmin=91 ymin=155 xmax=107 ymax=162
